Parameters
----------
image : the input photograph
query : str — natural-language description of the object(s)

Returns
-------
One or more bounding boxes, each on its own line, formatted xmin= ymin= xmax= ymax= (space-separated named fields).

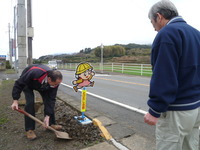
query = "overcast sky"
xmin=0 ymin=0 xmax=200 ymax=59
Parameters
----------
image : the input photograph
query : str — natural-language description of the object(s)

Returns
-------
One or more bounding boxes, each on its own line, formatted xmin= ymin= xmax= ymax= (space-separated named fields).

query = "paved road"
xmin=60 ymin=70 xmax=151 ymax=111
xmin=0 ymin=70 xmax=18 ymax=79
xmin=59 ymin=70 xmax=155 ymax=140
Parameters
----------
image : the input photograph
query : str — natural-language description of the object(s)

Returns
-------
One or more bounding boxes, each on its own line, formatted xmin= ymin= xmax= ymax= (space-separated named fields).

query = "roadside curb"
xmin=92 ymin=118 xmax=129 ymax=150
xmin=57 ymin=90 xmax=124 ymax=150
xmin=57 ymin=86 xmax=156 ymax=150
xmin=92 ymin=118 xmax=112 ymax=140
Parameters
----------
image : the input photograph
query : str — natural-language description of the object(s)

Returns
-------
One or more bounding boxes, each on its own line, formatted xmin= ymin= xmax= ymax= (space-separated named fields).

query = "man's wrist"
xmin=149 ymin=108 xmax=161 ymax=118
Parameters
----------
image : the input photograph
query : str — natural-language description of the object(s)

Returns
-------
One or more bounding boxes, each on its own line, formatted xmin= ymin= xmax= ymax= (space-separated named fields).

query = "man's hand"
xmin=11 ymin=100 xmax=19 ymax=110
xmin=144 ymin=113 xmax=158 ymax=125
xmin=43 ymin=115 xmax=50 ymax=128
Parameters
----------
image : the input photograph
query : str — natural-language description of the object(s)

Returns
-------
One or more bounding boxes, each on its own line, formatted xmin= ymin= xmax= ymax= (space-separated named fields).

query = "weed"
xmin=0 ymin=117 xmax=8 ymax=127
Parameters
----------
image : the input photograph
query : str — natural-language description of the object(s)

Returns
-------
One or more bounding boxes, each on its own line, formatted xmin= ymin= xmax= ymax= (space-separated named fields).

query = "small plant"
xmin=0 ymin=117 xmax=8 ymax=127
xmin=6 ymin=61 xmax=11 ymax=69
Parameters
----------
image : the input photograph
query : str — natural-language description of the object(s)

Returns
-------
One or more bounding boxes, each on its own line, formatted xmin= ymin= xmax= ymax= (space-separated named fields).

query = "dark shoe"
xmin=73 ymin=86 xmax=78 ymax=92
xmin=90 ymin=81 xmax=94 ymax=87
xmin=50 ymin=125 xmax=62 ymax=130
xmin=26 ymin=130 xmax=36 ymax=140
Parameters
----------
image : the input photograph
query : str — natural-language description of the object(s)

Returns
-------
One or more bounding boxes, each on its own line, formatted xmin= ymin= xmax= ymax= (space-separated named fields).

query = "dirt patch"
xmin=0 ymin=79 xmax=104 ymax=150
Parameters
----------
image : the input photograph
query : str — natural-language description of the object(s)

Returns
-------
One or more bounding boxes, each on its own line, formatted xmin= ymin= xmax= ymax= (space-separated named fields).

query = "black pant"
xmin=23 ymin=86 xmax=55 ymax=131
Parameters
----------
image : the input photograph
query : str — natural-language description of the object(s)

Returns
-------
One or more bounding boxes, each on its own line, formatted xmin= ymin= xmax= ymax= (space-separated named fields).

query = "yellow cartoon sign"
xmin=72 ymin=62 xmax=95 ymax=92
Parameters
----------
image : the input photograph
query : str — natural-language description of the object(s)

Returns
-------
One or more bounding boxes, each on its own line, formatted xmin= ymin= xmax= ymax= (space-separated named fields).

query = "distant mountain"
xmin=35 ymin=43 xmax=152 ymax=64
xmin=115 ymin=43 xmax=151 ymax=50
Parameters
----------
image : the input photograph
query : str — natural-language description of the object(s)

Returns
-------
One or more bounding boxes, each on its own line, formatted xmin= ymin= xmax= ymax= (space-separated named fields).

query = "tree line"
xmin=34 ymin=43 xmax=152 ymax=64
xmin=94 ymin=45 xmax=126 ymax=58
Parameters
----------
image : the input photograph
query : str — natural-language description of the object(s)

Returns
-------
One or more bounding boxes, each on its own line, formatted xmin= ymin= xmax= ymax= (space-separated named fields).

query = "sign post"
xmin=0 ymin=55 xmax=6 ymax=70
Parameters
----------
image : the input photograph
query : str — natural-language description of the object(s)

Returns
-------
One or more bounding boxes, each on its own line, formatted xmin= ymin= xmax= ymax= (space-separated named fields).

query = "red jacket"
xmin=12 ymin=64 xmax=58 ymax=116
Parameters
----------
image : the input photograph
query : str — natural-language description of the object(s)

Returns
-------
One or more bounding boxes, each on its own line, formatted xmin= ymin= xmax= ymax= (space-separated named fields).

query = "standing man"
xmin=144 ymin=0 xmax=200 ymax=149
xmin=11 ymin=64 xmax=63 ymax=140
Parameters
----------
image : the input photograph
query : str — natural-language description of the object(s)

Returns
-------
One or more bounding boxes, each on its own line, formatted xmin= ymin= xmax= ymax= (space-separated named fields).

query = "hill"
xmin=115 ymin=43 xmax=151 ymax=50
xmin=33 ymin=43 xmax=152 ymax=64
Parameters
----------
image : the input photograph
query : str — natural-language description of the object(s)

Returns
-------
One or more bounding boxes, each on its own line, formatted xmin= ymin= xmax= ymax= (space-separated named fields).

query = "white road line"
xmin=61 ymin=82 xmax=200 ymax=131
xmin=95 ymin=74 xmax=111 ymax=77
xmin=61 ymin=83 xmax=147 ymax=115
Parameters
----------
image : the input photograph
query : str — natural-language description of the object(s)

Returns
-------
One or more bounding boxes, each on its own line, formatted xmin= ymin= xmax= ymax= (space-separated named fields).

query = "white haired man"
xmin=144 ymin=0 xmax=200 ymax=150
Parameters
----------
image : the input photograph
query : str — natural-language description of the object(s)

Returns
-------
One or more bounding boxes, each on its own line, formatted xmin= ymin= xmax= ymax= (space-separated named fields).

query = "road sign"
xmin=0 ymin=55 xmax=6 ymax=59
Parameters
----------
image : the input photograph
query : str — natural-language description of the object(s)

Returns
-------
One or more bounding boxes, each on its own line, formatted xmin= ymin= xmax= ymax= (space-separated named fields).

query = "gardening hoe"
xmin=15 ymin=108 xmax=71 ymax=140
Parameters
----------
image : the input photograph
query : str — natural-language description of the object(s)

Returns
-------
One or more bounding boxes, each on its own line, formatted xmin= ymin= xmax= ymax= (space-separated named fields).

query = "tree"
xmin=94 ymin=45 xmax=125 ymax=58
xmin=6 ymin=60 xmax=11 ymax=69
xmin=94 ymin=46 xmax=101 ymax=57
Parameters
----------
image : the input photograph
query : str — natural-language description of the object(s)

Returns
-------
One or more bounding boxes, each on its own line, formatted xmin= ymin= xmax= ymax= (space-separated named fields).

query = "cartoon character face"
xmin=78 ymin=69 xmax=93 ymax=80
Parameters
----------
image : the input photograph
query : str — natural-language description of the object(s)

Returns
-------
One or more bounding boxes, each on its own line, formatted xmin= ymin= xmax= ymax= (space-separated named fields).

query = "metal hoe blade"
xmin=47 ymin=125 xmax=72 ymax=139
xmin=55 ymin=131 xmax=71 ymax=139
xmin=15 ymin=108 xmax=72 ymax=139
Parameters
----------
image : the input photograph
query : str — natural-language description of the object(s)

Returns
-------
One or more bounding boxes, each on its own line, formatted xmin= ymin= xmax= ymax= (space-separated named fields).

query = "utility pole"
xmin=13 ymin=6 xmax=17 ymax=71
xmin=100 ymin=43 xmax=104 ymax=73
xmin=17 ymin=0 xmax=27 ymax=75
xmin=8 ymin=23 xmax=12 ymax=66
xmin=27 ymin=0 xmax=33 ymax=65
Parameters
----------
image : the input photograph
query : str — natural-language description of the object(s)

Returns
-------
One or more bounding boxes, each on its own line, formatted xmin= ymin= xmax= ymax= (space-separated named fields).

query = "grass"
xmin=58 ymin=64 xmax=152 ymax=77
xmin=0 ymin=80 xmax=13 ymax=128
xmin=5 ymin=69 xmax=16 ymax=74
xmin=115 ymin=70 xmax=152 ymax=76
xmin=0 ymin=117 xmax=8 ymax=127
xmin=0 ymin=79 xmax=14 ymax=85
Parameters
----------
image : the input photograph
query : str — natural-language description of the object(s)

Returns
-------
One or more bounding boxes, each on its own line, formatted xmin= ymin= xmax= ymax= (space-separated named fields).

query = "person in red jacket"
xmin=11 ymin=64 xmax=63 ymax=140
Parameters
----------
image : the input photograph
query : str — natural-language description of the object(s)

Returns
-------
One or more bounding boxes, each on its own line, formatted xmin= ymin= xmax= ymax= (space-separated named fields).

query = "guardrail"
xmin=58 ymin=63 xmax=152 ymax=76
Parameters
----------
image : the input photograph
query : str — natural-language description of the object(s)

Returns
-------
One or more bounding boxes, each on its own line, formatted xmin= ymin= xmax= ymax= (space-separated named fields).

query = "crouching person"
xmin=11 ymin=64 xmax=63 ymax=140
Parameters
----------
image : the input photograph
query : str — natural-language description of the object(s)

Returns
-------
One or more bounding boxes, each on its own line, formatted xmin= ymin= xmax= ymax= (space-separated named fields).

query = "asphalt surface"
xmin=60 ymin=70 xmax=150 ymax=111
xmin=58 ymin=85 xmax=156 ymax=150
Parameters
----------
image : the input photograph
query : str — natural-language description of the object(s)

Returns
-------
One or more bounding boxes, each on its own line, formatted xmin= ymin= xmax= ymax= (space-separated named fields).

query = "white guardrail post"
xmin=70 ymin=63 xmax=72 ymax=69
xmin=59 ymin=63 xmax=152 ymax=76
xmin=122 ymin=63 xmax=124 ymax=73
xmin=112 ymin=63 xmax=114 ymax=72
xmin=141 ymin=64 xmax=143 ymax=76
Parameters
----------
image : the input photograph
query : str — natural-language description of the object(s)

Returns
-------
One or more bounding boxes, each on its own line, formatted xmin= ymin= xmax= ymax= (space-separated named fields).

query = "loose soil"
xmin=0 ymin=79 xmax=104 ymax=150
